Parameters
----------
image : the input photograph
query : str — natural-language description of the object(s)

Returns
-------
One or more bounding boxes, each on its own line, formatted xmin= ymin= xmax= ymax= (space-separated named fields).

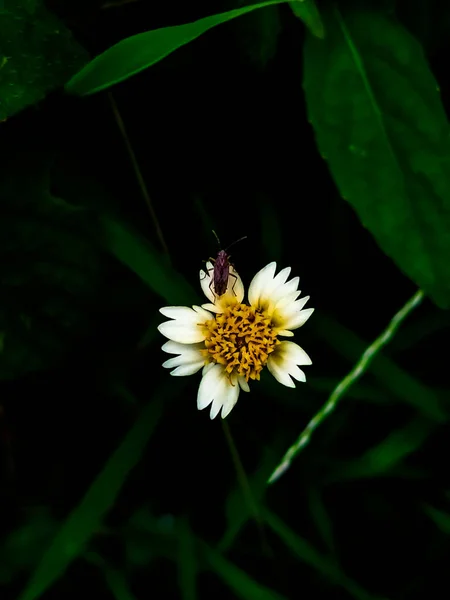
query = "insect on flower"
xmin=205 ymin=230 xmax=247 ymax=298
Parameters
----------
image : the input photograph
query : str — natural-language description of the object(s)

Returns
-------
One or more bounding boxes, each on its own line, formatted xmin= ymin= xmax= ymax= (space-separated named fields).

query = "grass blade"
xmin=201 ymin=542 xmax=288 ymax=600
xmin=18 ymin=385 xmax=167 ymax=600
xmin=263 ymin=508 xmax=381 ymax=600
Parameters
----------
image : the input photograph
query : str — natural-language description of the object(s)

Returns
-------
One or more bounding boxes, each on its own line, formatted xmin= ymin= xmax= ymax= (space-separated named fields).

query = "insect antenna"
xmin=211 ymin=230 xmax=247 ymax=252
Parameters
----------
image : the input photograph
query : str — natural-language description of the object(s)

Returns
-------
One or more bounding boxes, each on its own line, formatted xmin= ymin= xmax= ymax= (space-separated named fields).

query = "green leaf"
xmin=100 ymin=215 xmax=196 ymax=306
xmin=304 ymin=8 xmax=450 ymax=308
xmin=0 ymin=152 xmax=100 ymax=380
xmin=289 ymin=0 xmax=324 ymax=38
xmin=201 ymin=542 xmax=288 ymax=600
xmin=0 ymin=0 xmax=88 ymax=120
xmin=18 ymin=385 xmax=167 ymax=600
xmin=263 ymin=508 xmax=379 ymax=600
xmin=66 ymin=1 xmax=293 ymax=96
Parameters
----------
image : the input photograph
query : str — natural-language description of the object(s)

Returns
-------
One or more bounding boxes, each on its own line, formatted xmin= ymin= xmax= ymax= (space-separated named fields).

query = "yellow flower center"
xmin=202 ymin=303 xmax=280 ymax=381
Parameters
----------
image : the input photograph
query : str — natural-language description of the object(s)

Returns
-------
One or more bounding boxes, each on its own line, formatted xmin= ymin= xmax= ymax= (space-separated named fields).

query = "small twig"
xmin=108 ymin=92 xmax=169 ymax=256
xmin=268 ymin=288 xmax=425 ymax=484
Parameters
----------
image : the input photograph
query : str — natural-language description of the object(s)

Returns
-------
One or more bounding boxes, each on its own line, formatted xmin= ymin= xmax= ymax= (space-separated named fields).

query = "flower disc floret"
xmin=202 ymin=303 xmax=280 ymax=382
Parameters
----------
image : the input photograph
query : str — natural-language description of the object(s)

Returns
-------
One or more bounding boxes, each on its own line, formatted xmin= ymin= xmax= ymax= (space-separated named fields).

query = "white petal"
xmin=273 ymin=288 xmax=301 ymax=312
xmin=163 ymin=354 xmax=198 ymax=368
xmin=202 ymin=362 xmax=215 ymax=376
xmin=282 ymin=308 xmax=315 ymax=331
xmin=278 ymin=296 xmax=310 ymax=318
xmin=209 ymin=395 xmax=224 ymax=419
xmin=289 ymin=365 xmax=306 ymax=382
xmin=220 ymin=376 xmax=241 ymax=419
xmin=238 ymin=376 xmax=250 ymax=392
xmin=248 ymin=262 xmax=277 ymax=307
xmin=276 ymin=330 xmax=295 ymax=337
xmin=192 ymin=305 xmax=215 ymax=320
xmin=158 ymin=321 xmax=205 ymax=344
xmin=158 ymin=305 xmax=212 ymax=344
xmin=272 ymin=266 xmax=291 ymax=288
xmin=267 ymin=358 xmax=296 ymax=388
xmin=267 ymin=341 xmax=312 ymax=389
xmin=197 ymin=364 xmax=224 ymax=410
xmin=200 ymin=261 xmax=216 ymax=302
xmin=226 ymin=264 xmax=245 ymax=303
xmin=201 ymin=302 xmax=222 ymax=313
xmin=161 ymin=339 xmax=204 ymax=355
xmin=197 ymin=364 xmax=240 ymax=419
xmin=161 ymin=340 xmax=205 ymax=376
xmin=170 ymin=363 xmax=204 ymax=376
xmin=160 ymin=306 xmax=195 ymax=319
xmin=278 ymin=341 xmax=312 ymax=366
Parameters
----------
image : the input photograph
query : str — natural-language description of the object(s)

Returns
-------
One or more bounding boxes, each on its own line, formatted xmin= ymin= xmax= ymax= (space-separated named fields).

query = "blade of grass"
xmin=307 ymin=486 xmax=336 ymax=557
xmin=269 ymin=289 xmax=434 ymax=484
xmin=313 ymin=300 xmax=446 ymax=422
xmin=18 ymin=383 xmax=173 ymax=600
xmin=218 ymin=434 xmax=286 ymax=553
xmin=263 ymin=508 xmax=384 ymax=600
xmin=423 ymin=504 xmax=450 ymax=535
xmin=176 ymin=518 xmax=198 ymax=600
xmin=100 ymin=215 xmax=196 ymax=305
xmin=85 ymin=552 xmax=138 ymax=600
xmin=327 ymin=416 xmax=435 ymax=482
xmin=201 ymin=541 xmax=288 ymax=600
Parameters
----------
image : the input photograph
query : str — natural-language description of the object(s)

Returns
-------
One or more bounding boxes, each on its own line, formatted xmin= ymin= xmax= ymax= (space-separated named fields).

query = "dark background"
xmin=1 ymin=0 xmax=450 ymax=598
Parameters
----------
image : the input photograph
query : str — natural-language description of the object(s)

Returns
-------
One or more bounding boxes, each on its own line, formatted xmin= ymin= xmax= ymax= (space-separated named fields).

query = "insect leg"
xmin=229 ymin=272 xmax=238 ymax=296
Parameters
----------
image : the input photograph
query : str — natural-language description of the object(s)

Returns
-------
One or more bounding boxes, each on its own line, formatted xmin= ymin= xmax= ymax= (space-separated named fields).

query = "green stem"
xmin=268 ymin=288 xmax=425 ymax=484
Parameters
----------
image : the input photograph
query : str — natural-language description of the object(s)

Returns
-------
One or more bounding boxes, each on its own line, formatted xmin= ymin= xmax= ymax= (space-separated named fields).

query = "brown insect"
xmin=206 ymin=230 xmax=247 ymax=298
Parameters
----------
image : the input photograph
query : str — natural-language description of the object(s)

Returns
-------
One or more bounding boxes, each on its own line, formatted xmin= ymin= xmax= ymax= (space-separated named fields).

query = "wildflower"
xmin=158 ymin=262 xmax=313 ymax=419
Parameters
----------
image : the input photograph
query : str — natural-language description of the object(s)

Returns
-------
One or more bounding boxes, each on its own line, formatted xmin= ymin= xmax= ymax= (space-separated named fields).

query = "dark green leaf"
xmin=0 ymin=0 xmax=88 ymax=119
xmin=0 ymin=153 xmax=100 ymax=380
xmin=66 ymin=1 xmax=292 ymax=96
xmin=289 ymin=0 xmax=324 ymax=38
xmin=18 ymin=385 xmax=167 ymax=600
xmin=304 ymin=8 xmax=450 ymax=308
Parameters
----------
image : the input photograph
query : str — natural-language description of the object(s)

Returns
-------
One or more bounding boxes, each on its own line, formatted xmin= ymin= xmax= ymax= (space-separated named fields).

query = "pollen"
xmin=202 ymin=304 xmax=280 ymax=381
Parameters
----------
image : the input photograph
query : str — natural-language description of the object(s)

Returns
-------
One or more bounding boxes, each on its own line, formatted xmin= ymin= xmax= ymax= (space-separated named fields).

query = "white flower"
xmin=158 ymin=261 xmax=313 ymax=419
